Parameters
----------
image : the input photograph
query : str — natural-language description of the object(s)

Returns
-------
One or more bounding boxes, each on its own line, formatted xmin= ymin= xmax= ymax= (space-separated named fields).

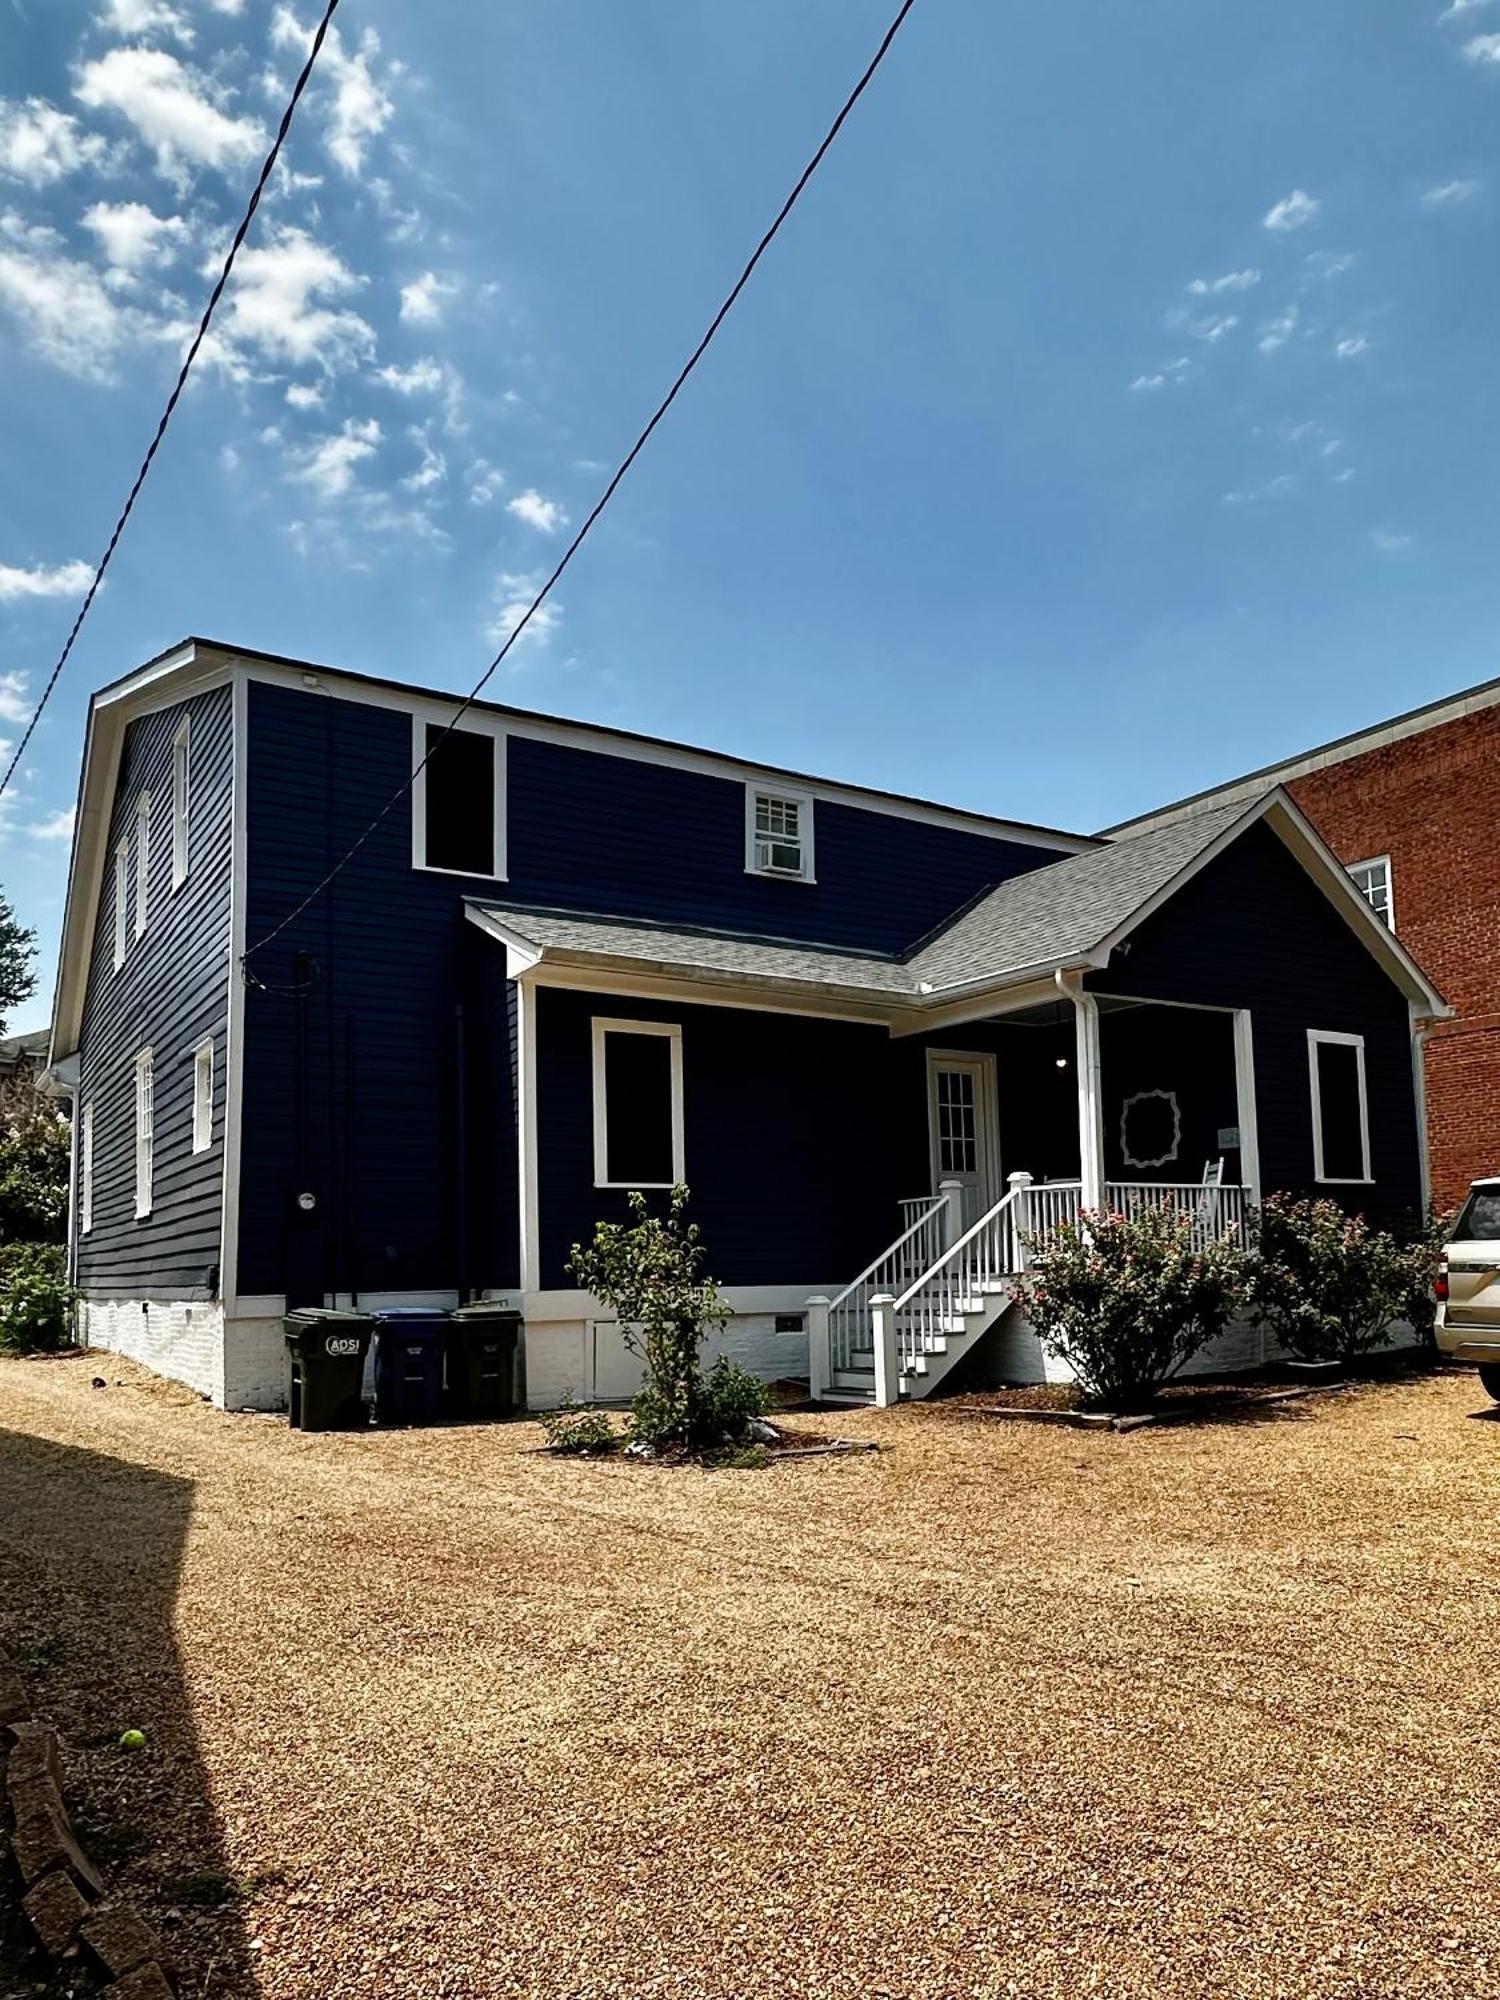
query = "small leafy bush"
xmin=701 ymin=1356 xmax=768 ymax=1433
xmin=1245 ymin=1195 xmax=1410 ymax=1366
xmin=1397 ymin=1207 xmax=1457 ymax=1356
xmin=0 ymin=1242 xmax=77 ymax=1354
xmin=538 ymin=1393 xmax=619 ymax=1455
xmin=1017 ymin=1203 xmax=1246 ymax=1410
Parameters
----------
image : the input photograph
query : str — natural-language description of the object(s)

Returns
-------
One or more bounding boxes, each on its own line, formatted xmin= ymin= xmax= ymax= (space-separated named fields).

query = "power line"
xmin=0 ymin=0 xmax=344 ymax=806
xmin=243 ymin=0 xmax=920 ymax=967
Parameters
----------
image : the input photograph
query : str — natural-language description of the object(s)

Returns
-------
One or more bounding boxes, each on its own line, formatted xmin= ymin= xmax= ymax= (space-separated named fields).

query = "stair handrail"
xmin=821 ymin=1188 xmax=956 ymax=1381
xmin=827 ymin=1190 xmax=950 ymax=1315
xmin=890 ymin=1184 xmax=1021 ymax=1311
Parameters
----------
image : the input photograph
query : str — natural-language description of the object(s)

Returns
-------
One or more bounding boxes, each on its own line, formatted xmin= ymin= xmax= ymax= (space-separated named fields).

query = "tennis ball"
xmin=118 ymin=1728 xmax=146 ymax=1752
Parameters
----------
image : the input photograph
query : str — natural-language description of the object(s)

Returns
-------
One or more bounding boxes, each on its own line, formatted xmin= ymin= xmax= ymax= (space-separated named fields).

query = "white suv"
xmin=1437 ymin=1177 xmax=1500 ymax=1401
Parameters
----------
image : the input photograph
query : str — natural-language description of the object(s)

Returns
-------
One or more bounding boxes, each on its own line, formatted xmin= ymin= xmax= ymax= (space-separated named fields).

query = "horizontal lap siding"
xmin=75 ymin=687 xmax=232 ymax=1299
xmin=1089 ymin=823 xmax=1422 ymax=1225
xmin=536 ymin=988 xmax=899 ymax=1288
xmin=507 ymin=735 xmax=1067 ymax=952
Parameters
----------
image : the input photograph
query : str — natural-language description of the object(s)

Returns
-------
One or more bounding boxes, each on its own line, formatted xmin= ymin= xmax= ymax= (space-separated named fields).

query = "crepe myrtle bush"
xmin=1015 ymin=1203 xmax=1247 ymax=1410
xmin=1245 ymin=1194 xmax=1412 ymax=1366
xmin=0 ymin=1243 xmax=77 ymax=1355
xmin=566 ymin=1186 xmax=767 ymax=1452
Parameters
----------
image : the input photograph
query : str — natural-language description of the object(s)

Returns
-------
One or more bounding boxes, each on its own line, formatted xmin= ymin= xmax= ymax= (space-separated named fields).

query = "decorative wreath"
xmin=1119 ymin=1088 xmax=1182 ymax=1171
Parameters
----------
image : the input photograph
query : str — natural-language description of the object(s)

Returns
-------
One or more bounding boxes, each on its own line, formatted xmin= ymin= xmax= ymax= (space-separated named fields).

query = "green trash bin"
xmin=445 ymin=1304 xmax=522 ymax=1420
xmin=284 ymin=1309 xmax=376 ymax=1432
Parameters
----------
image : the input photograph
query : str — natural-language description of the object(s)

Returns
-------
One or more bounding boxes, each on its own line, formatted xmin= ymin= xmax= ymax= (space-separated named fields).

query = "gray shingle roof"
xmin=468 ymin=798 xmax=1254 ymax=1008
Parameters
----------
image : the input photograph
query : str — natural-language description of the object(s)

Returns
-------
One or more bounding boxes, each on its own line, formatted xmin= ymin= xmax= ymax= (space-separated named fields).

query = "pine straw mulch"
xmin=4 ymin=1348 xmax=1500 ymax=1999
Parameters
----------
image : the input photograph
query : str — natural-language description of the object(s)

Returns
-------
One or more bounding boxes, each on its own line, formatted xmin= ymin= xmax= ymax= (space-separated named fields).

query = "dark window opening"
xmin=423 ymin=724 xmax=495 ymax=875
xmin=603 ymin=1031 xmax=675 ymax=1185
xmin=1315 ymin=1040 xmax=1366 ymax=1180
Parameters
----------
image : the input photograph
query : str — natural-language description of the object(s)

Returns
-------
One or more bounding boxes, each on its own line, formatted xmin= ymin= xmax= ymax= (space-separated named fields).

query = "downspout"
xmin=1056 ymin=968 xmax=1105 ymax=1211
xmin=1410 ymin=1004 xmax=1437 ymax=1216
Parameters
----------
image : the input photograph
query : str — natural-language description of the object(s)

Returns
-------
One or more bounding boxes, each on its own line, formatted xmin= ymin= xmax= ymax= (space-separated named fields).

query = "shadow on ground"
xmin=0 ymin=1413 xmax=256 ymax=1999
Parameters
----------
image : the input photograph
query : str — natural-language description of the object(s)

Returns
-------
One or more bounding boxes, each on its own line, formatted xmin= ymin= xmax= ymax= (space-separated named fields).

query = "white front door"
xmin=927 ymin=1052 xmax=1000 ymax=1229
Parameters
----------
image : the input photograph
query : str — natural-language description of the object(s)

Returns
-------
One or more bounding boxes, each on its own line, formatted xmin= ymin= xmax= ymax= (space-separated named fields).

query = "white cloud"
xmin=1257 ymin=306 xmax=1300 ymax=353
xmin=399 ymin=270 xmax=454 ymax=324
xmin=1334 ymin=334 xmax=1370 ymax=358
xmin=1222 ymin=474 xmax=1300 ymax=506
xmin=82 ymin=199 xmax=187 ymax=270
xmin=100 ymin=0 xmax=195 ymax=41
xmin=506 ymin=489 xmax=567 ymax=534
xmin=205 ymin=224 xmax=374 ymax=374
xmin=487 ymin=571 xmax=560 ymax=650
xmin=219 ymin=443 xmax=240 ymax=472
xmin=468 ymin=461 xmax=504 ymax=506
xmin=0 ymin=559 xmax=93 ymax=604
xmin=1263 ymin=189 xmax=1320 ymax=232
xmin=376 ymin=357 xmax=444 ymax=394
xmin=290 ymin=416 xmax=382 ymax=499
xmin=26 ymin=806 xmax=76 ymax=841
xmin=1441 ymin=0 xmax=1497 ymax=16
xmin=270 ymin=8 xmax=395 ymax=175
xmin=1372 ymin=527 xmax=1413 ymax=552
xmin=1462 ymin=31 xmax=1500 ymax=59
xmin=0 ymin=215 xmax=135 ymax=377
xmin=401 ymin=429 xmax=446 ymax=492
xmin=1303 ymin=249 xmax=1355 ymax=281
xmin=0 ymin=98 xmax=112 ymax=186
xmin=75 ymin=47 xmax=265 ymax=186
xmin=1187 ymin=313 xmax=1239 ymax=343
xmin=1130 ymin=357 xmax=1191 ymax=392
xmin=0 ymin=671 xmax=30 ymax=721
xmin=1186 ymin=268 xmax=1260 ymax=296
xmin=284 ymin=380 xmax=324 ymax=409
xmin=1421 ymin=176 xmax=1483 ymax=206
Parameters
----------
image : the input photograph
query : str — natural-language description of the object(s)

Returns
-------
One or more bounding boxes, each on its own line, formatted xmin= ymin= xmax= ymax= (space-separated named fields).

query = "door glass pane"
xmin=937 ymin=1069 xmax=978 ymax=1174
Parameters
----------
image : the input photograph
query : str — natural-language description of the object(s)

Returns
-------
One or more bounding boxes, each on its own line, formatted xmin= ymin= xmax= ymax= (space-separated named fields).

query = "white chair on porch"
xmin=1192 ymin=1158 xmax=1225 ymax=1249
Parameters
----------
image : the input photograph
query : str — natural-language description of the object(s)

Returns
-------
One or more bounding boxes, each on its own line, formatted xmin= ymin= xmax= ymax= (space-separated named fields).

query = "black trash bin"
xmin=284 ymin=1309 xmax=376 ymax=1432
xmin=446 ymin=1304 xmax=522 ymax=1420
xmin=373 ymin=1308 xmax=447 ymax=1426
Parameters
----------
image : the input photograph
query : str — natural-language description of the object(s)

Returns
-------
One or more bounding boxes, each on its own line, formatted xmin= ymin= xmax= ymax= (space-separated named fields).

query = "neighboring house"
xmin=1107 ymin=674 xmax=1500 ymax=1211
xmin=0 ymin=1029 xmax=52 ymax=1089
xmin=47 ymin=639 xmax=1446 ymax=1411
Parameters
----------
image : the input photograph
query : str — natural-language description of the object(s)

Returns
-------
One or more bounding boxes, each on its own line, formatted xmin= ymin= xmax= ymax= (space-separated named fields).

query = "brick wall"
xmin=1286 ymin=703 xmax=1500 ymax=1209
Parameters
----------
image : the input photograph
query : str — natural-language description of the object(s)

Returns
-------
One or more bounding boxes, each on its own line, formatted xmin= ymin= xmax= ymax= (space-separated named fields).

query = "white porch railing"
xmin=1104 ymin=1179 xmax=1248 ymax=1248
xmin=821 ymin=1187 xmax=959 ymax=1380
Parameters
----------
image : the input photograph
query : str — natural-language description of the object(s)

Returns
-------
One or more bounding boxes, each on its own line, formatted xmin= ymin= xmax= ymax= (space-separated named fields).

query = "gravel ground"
xmin=3 ymin=1352 xmax=1499 ymax=2000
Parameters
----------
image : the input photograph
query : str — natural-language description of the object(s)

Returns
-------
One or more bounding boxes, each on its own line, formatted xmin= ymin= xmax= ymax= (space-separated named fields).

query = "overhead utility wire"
xmin=0 ymin=0 xmax=345 ymax=805
xmin=242 ymin=0 xmax=920 ymax=968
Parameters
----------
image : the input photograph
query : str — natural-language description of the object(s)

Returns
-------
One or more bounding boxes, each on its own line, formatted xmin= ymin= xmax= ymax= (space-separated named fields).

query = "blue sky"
xmin=2 ymin=0 xmax=1498 ymax=1033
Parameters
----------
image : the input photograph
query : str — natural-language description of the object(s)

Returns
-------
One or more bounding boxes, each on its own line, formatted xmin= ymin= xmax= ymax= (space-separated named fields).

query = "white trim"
xmin=524 ymin=956 xmax=902 ymax=1028
xmin=590 ymin=1015 xmax=685 ymax=1189
xmin=192 ymin=1037 xmax=214 ymax=1154
xmin=79 ymin=1100 xmax=94 ymax=1236
xmin=1062 ymin=975 xmax=1105 ymax=1209
xmin=134 ymin=1046 xmax=154 ymax=1219
xmin=1232 ymin=1009 xmax=1262 ymax=1207
xmin=219 ymin=670 xmax=248 ymax=1312
xmin=516 ymin=978 xmax=540 ymax=1292
xmin=924 ymin=1049 xmax=1001 ymax=1214
xmin=1347 ymin=852 xmax=1394 ymax=932
xmin=171 ymin=715 xmax=190 ymax=891
xmin=1307 ymin=1028 xmax=1373 ymax=1185
xmin=744 ymin=783 xmax=816 ymax=883
xmin=409 ymin=706 xmax=508 ymax=882
xmin=112 ymin=837 xmax=129 ymax=971
xmin=133 ymin=791 xmax=150 ymax=939
xmin=888 ymin=976 xmax=1071 ymax=1038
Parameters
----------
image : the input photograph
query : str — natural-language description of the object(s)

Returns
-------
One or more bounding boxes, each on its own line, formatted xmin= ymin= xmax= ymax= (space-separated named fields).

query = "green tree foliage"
xmin=0 ymin=1243 xmax=76 ymax=1353
xmin=1245 ymin=1194 xmax=1410 ymax=1366
xmin=1017 ymin=1203 xmax=1247 ymax=1410
xmin=0 ymin=1077 xmax=70 ymax=1244
xmin=0 ymin=890 xmax=36 ymax=1037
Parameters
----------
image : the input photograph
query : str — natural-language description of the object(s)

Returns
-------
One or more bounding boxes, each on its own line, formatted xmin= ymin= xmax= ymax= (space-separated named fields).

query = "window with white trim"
xmin=133 ymin=791 xmax=151 ymax=938
xmin=134 ymin=1047 xmax=154 ymax=1219
xmin=112 ymin=838 xmax=129 ymax=970
xmin=192 ymin=1038 xmax=214 ymax=1154
xmin=171 ymin=717 xmax=190 ymax=889
xmin=1308 ymin=1030 xmax=1371 ymax=1184
xmin=591 ymin=1018 xmax=685 ymax=1189
xmin=746 ymin=786 xmax=814 ymax=881
xmin=1347 ymin=855 xmax=1393 ymax=930
xmin=79 ymin=1102 xmax=94 ymax=1235
xmin=411 ymin=713 xmax=506 ymax=879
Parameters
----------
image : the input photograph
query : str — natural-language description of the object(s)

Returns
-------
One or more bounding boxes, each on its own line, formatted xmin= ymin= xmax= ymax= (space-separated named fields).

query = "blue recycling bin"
xmin=373 ymin=1308 xmax=447 ymax=1426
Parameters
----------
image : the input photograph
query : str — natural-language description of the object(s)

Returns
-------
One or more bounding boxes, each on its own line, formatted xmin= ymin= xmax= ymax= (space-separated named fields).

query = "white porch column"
xmin=805 ymin=1295 xmax=830 ymax=1401
xmin=937 ymin=1178 xmax=965 ymax=1250
xmin=1069 ymin=985 xmax=1106 ymax=1211
xmin=871 ymin=1293 xmax=899 ymax=1408
xmin=1232 ymin=1009 xmax=1263 ymax=1209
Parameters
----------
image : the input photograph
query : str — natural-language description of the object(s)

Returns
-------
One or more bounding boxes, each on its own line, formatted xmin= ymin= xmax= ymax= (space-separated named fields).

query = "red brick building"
xmin=1107 ymin=679 xmax=1500 ymax=1212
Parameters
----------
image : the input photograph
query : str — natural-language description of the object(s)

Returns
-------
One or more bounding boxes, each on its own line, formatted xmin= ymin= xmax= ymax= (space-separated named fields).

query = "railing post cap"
xmin=937 ymin=1179 xmax=963 ymax=1194
xmin=1007 ymin=1170 xmax=1034 ymax=1187
xmin=870 ymin=1292 xmax=895 ymax=1305
xmin=805 ymin=1294 xmax=831 ymax=1306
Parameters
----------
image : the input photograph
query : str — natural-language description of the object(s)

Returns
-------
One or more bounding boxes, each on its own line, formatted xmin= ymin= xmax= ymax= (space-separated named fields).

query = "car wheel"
xmin=1479 ymin=1364 xmax=1500 ymax=1403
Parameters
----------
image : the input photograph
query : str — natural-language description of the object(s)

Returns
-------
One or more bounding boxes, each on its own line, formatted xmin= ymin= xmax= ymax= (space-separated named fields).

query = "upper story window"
xmin=746 ymin=786 xmax=815 ymax=882
xmin=134 ymin=1047 xmax=154 ymax=1219
xmin=133 ymin=792 xmax=151 ymax=939
xmin=112 ymin=838 xmax=129 ymax=971
xmin=1308 ymin=1029 xmax=1371 ymax=1184
xmin=1348 ymin=855 xmax=1393 ymax=930
xmin=79 ymin=1102 xmax=94 ymax=1236
xmin=171 ymin=717 xmax=190 ymax=890
xmin=591 ymin=1017 xmax=684 ymax=1189
xmin=411 ymin=713 xmax=506 ymax=879
xmin=192 ymin=1037 xmax=214 ymax=1154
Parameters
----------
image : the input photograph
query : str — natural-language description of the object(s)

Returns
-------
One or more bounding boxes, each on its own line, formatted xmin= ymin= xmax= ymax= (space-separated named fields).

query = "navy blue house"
xmin=48 ymin=640 xmax=1449 ymax=1409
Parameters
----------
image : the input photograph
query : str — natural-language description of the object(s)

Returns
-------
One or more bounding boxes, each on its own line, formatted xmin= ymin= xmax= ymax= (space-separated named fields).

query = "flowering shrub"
xmin=1016 ymin=1203 xmax=1246 ymax=1409
xmin=0 ymin=1242 xmax=76 ymax=1354
xmin=1245 ymin=1194 xmax=1411 ymax=1365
